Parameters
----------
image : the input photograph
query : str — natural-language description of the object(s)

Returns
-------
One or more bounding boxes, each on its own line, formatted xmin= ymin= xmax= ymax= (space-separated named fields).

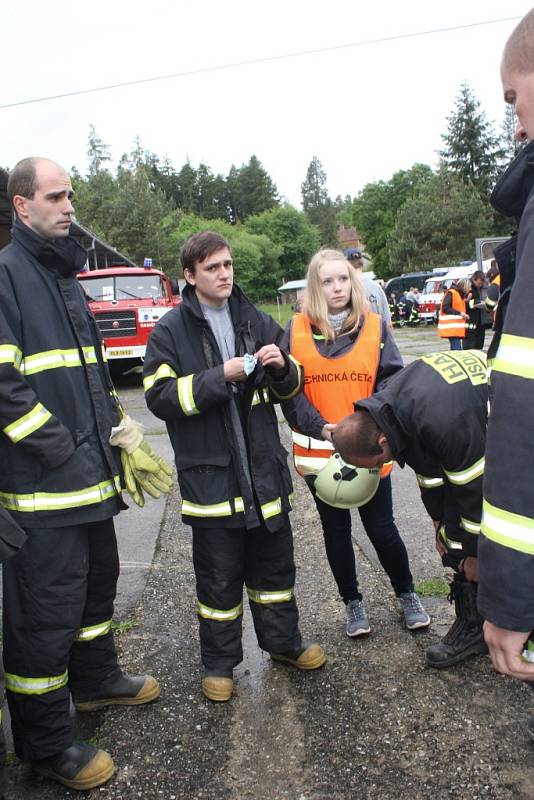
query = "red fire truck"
xmin=78 ymin=261 xmax=181 ymax=374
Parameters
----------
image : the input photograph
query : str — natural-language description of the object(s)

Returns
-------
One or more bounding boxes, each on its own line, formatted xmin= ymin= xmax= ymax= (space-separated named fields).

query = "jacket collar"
xmin=11 ymin=217 xmax=87 ymax=277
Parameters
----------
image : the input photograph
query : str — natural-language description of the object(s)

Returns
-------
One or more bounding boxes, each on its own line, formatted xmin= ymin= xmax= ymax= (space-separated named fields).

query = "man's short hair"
xmin=503 ymin=9 xmax=534 ymax=74
xmin=333 ymin=410 xmax=383 ymax=461
xmin=7 ymin=157 xmax=39 ymax=204
xmin=180 ymin=231 xmax=231 ymax=275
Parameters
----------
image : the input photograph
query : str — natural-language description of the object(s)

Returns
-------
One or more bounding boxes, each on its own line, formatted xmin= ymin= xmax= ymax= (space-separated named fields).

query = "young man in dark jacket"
xmin=144 ymin=231 xmax=326 ymax=702
xmin=333 ymin=350 xmax=488 ymax=668
xmin=0 ymin=158 xmax=160 ymax=791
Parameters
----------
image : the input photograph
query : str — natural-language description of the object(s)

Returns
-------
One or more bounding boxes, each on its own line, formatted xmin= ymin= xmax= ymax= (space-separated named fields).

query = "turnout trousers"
xmin=192 ymin=515 xmax=301 ymax=676
xmin=2 ymin=518 xmax=121 ymax=761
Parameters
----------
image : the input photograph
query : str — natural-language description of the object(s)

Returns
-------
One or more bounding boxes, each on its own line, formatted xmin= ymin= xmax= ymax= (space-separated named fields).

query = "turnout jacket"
xmin=143 ymin=283 xmax=303 ymax=531
xmin=479 ymin=139 xmax=534 ymax=631
xmin=357 ymin=350 xmax=488 ymax=559
xmin=0 ymin=220 xmax=124 ymax=528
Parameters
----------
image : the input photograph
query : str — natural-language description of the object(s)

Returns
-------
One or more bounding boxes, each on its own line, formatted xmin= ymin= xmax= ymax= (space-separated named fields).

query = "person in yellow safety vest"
xmin=438 ymin=279 xmax=470 ymax=350
xmin=280 ymin=248 xmax=429 ymax=639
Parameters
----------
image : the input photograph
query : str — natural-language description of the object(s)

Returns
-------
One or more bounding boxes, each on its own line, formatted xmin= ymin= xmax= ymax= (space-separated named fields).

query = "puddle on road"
xmin=226 ymin=604 xmax=313 ymax=799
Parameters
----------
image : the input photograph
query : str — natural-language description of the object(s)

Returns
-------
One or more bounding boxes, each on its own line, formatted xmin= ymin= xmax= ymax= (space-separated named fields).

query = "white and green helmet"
xmin=314 ymin=452 xmax=380 ymax=509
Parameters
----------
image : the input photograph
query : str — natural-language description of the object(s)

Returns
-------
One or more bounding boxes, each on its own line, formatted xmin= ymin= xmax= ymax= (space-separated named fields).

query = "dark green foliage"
xmin=245 ymin=205 xmax=321 ymax=281
xmin=353 ymin=164 xmax=433 ymax=277
xmin=301 ymin=156 xmax=338 ymax=247
xmin=388 ymin=169 xmax=493 ymax=270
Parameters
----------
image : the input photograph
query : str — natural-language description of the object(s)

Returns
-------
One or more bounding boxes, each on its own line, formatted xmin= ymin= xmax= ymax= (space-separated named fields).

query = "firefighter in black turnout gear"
xmin=334 ymin=350 xmax=489 ymax=668
xmin=0 ymin=159 xmax=160 ymax=792
xmin=144 ymin=231 xmax=327 ymax=703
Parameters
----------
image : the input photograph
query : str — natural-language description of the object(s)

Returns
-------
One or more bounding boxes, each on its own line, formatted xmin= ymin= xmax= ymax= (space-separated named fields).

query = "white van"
xmin=417 ymin=263 xmax=477 ymax=323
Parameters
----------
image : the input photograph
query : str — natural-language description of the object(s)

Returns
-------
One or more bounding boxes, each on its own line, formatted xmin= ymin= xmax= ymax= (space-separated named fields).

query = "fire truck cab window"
xmin=116 ymin=276 xmax=163 ymax=300
xmin=80 ymin=275 xmax=164 ymax=301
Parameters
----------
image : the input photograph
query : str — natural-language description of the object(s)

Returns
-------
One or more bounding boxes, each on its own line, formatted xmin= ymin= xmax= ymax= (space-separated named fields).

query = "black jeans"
xmin=311 ymin=475 xmax=414 ymax=603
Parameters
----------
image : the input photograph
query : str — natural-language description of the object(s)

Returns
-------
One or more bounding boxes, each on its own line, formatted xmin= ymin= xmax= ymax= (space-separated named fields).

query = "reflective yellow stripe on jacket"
xmin=0 ymin=343 xmax=23 ymax=367
xmin=5 ymin=669 xmax=68 ymax=695
xmin=181 ymin=497 xmax=245 ymax=518
xmin=21 ymin=346 xmax=98 ymax=376
xmin=3 ymin=402 xmax=52 ymax=443
xmin=143 ymin=363 xmax=177 ymax=392
xmin=270 ymin=355 xmax=303 ymax=401
xmin=177 ymin=375 xmax=199 ymax=416
xmin=492 ymin=334 xmax=534 ymax=381
xmin=251 ymin=387 xmax=270 ymax=406
xmin=0 ymin=475 xmax=121 ymax=513
xmin=481 ymin=499 xmax=534 ymax=554
xmin=0 ymin=344 xmax=98 ymax=375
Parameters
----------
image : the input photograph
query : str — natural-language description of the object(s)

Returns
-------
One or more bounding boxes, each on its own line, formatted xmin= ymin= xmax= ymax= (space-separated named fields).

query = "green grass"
xmin=258 ymin=303 xmax=294 ymax=327
xmin=110 ymin=617 xmax=139 ymax=635
xmin=415 ymin=577 xmax=450 ymax=597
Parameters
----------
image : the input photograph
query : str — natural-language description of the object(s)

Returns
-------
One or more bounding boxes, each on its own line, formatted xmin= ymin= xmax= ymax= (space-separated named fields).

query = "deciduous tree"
xmin=388 ymin=169 xmax=493 ymax=270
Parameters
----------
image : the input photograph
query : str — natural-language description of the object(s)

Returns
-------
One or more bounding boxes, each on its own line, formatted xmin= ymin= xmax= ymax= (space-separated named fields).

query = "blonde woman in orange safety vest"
xmin=438 ymin=279 xmax=470 ymax=350
xmin=280 ymin=249 xmax=429 ymax=639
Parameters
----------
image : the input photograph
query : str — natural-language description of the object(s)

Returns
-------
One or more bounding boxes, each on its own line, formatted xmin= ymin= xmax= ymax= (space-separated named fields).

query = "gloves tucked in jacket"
xmin=109 ymin=415 xmax=173 ymax=507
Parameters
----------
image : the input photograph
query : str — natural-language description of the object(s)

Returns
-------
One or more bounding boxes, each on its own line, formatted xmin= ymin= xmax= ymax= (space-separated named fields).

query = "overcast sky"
xmin=2 ymin=1 xmax=530 ymax=207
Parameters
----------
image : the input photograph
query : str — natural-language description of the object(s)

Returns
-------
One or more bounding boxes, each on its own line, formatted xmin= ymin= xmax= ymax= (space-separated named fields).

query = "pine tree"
xmin=226 ymin=156 xmax=279 ymax=223
xmin=300 ymin=156 xmax=337 ymax=246
xmin=440 ymin=82 xmax=505 ymax=201
xmin=87 ymin=125 xmax=111 ymax=176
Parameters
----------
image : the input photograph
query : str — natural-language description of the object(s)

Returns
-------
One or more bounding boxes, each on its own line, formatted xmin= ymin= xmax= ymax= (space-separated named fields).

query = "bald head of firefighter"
xmin=8 ymin=157 xmax=75 ymax=241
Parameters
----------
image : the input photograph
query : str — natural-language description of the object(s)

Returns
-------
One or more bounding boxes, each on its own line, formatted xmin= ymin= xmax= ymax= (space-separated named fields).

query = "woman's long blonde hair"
xmin=302 ymin=248 xmax=368 ymax=342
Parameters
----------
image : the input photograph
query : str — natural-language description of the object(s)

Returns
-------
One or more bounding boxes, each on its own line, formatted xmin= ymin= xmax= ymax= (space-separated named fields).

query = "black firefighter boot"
xmin=425 ymin=575 xmax=488 ymax=668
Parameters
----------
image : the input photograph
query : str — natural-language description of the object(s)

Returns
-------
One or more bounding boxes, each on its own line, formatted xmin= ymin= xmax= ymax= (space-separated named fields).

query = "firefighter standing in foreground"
xmin=143 ymin=231 xmax=326 ymax=704
xmin=334 ymin=350 xmax=488 ymax=668
xmin=0 ymin=158 xmax=161 ymax=791
xmin=479 ymin=10 xmax=534 ymax=716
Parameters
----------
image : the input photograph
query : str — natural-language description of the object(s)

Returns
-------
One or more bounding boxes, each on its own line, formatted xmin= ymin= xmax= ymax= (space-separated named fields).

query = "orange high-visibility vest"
xmin=289 ymin=312 xmax=392 ymax=478
xmin=438 ymin=288 xmax=466 ymax=338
